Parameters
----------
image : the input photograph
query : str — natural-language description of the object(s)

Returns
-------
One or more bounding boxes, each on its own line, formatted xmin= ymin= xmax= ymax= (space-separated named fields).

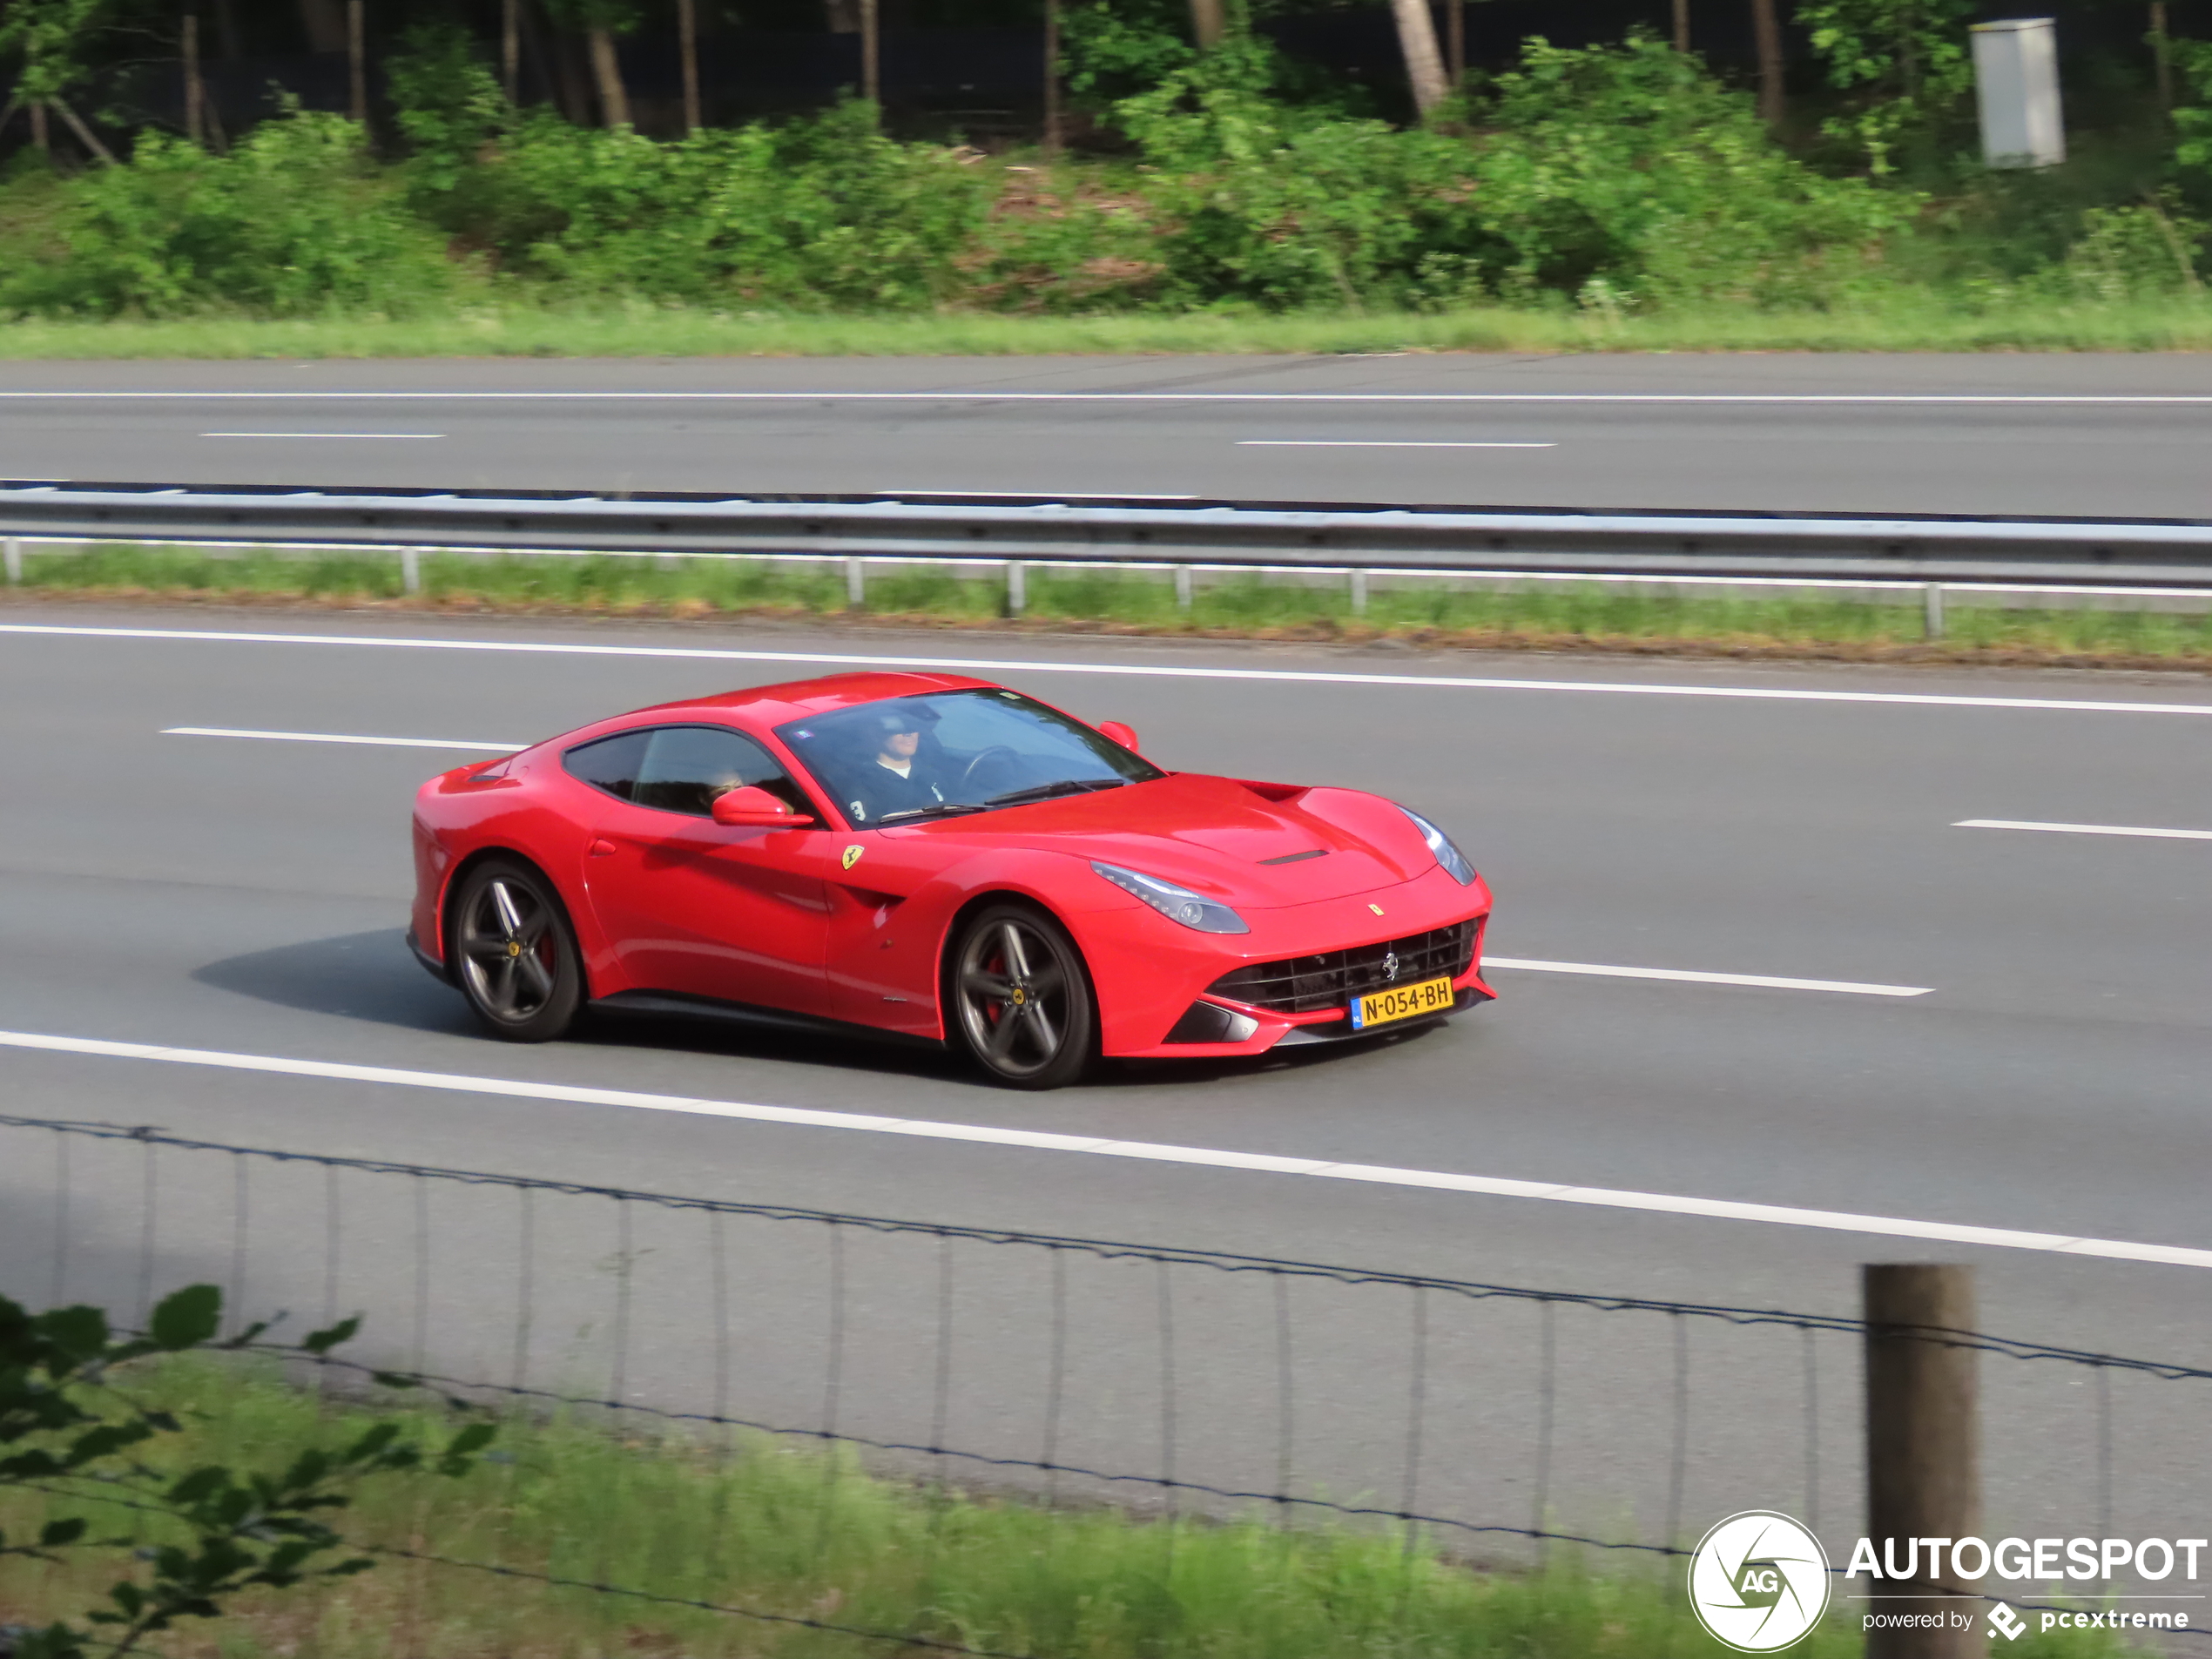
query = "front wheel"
xmin=451 ymin=858 xmax=583 ymax=1042
xmin=950 ymin=903 xmax=1096 ymax=1089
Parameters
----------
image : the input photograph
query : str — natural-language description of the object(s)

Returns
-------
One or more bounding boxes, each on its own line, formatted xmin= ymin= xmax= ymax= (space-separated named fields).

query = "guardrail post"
xmin=1864 ymin=1264 xmax=1982 ymax=1658
xmin=1923 ymin=583 xmax=1946 ymax=641
xmin=1007 ymin=562 xmax=1027 ymax=617
xmin=1175 ymin=565 xmax=1193 ymax=612
xmin=845 ymin=556 xmax=866 ymax=609
xmin=400 ymin=548 xmax=421 ymax=596
xmin=3 ymin=536 xmax=20 ymax=585
xmin=1349 ymin=568 xmax=1369 ymax=617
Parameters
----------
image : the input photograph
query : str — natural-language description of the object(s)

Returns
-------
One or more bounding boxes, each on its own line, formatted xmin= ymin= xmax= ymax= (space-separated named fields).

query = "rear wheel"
xmin=451 ymin=858 xmax=583 ymax=1042
xmin=950 ymin=902 xmax=1096 ymax=1089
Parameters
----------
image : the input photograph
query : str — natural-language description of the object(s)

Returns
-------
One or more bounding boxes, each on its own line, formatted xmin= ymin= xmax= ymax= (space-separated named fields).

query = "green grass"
xmin=7 ymin=294 xmax=2212 ymax=359
xmin=20 ymin=543 xmax=2212 ymax=669
xmin=0 ymin=1356 xmax=2141 ymax=1657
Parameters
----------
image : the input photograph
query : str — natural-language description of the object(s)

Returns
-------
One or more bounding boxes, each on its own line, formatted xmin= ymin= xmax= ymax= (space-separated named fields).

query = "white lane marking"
xmin=1486 ymin=957 xmax=1931 ymax=997
xmin=164 ymin=726 xmax=523 ymax=752
xmin=1956 ymin=818 xmax=2212 ymax=841
xmin=8 ymin=391 xmax=2212 ymax=405
xmin=878 ymin=490 xmax=1200 ymax=500
xmin=1237 ymin=440 xmax=1557 ymax=448
xmin=199 ymin=431 xmax=445 ymax=440
xmin=11 ymin=623 xmax=2212 ymax=718
xmin=4 ymin=1027 xmax=2206 ymax=1268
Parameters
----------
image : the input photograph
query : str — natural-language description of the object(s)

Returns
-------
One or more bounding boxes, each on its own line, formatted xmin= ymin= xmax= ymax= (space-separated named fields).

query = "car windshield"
xmin=774 ymin=688 xmax=1163 ymax=827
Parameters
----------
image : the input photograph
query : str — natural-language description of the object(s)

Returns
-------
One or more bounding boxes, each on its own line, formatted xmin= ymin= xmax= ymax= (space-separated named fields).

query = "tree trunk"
xmin=1042 ymin=0 xmax=1062 ymax=153
xmin=30 ymin=100 xmax=50 ymax=155
xmin=1187 ymin=0 xmax=1224 ymax=51
xmin=185 ymin=10 xmax=205 ymax=143
xmin=587 ymin=24 xmax=630 ymax=128
xmin=678 ymin=0 xmax=700 ymax=132
xmin=347 ymin=0 xmax=367 ymax=121
xmin=860 ymin=0 xmax=880 ymax=108
xmin=2153 ymin=1 xmax=2174 ymax=112
xmin=296 ymin=0 xmax=346 ymax=53
xmin=502 ymin=0 xmax=521 ymax=102
xmin=1447 ymin=0 xmax=1464 ymax=86
xmin=52 ymin=96 xmax=118 ymax=165
xmin=1751 ymin=0 xmax=1784 ymax=126
xmin=213 ymin=0 xmax=240 ymax=57
xmin=825 ymin=0 xmax=860 ymax=33
xmin=1672 ymin=0 xmax=1689 ymax=52
xmin=1386 ymin=0 xmax=1448 ymax=115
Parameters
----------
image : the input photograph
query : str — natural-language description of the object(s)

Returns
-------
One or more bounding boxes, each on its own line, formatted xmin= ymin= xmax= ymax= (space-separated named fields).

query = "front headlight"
xmin=1091 ymin=861 xmax=1250 ymax=934
xmin=1399 ymin=806 xmax=1477 ymax=887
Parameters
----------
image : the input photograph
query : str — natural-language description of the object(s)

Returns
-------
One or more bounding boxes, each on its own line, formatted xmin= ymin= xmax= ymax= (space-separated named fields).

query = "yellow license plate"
xmin=1349 ymin=974 xmax=1456 ymax=1032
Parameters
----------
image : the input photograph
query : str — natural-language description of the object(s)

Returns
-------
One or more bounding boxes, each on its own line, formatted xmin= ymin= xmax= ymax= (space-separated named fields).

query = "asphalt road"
xmin=5 ymin=353 xmax=2212 ymax=516
xmin=5 ymin=601 xmax=2212 ymax=1577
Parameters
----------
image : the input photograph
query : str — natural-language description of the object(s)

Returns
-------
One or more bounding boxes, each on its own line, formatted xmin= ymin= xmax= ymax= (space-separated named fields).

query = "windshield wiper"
xmin=984 ymin=778 xmax=1131 ymax=808
xmin=874 ymin=801 xmax=993 ymax=825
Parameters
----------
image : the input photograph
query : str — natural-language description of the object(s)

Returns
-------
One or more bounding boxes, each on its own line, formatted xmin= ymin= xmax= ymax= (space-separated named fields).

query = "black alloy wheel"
xmin=452 ymin=859 xmax=583 ymax=1042
xmin=950 ymin=903 xmax=1096 ymax=1089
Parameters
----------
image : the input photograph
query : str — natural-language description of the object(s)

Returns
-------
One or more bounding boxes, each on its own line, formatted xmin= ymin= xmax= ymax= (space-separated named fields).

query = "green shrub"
xmin=462 ymin=100 xmax=993 ymax=308
xmin=1 ymin=107 xmax=455 ymax=318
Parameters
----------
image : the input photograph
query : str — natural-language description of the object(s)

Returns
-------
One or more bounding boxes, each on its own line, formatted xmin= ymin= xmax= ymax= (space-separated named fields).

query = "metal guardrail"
xmin=7 ymin=482 xmax=2212 ymax=639
xmin=7 ymin=480 xmax=2212 ymax=586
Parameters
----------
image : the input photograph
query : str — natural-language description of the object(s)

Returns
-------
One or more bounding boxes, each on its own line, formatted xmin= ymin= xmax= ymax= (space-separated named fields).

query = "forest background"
xmin=3 ymin=0 xmax=2212 ymax=335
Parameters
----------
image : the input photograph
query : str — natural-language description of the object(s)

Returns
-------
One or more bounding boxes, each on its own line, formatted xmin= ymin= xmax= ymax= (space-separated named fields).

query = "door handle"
xmin=588 ymin=837 xmax=617 ymax=858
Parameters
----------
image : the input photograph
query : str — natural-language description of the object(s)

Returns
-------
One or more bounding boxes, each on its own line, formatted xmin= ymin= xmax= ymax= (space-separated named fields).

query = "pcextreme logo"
xmin=1688 ymin=1511 xmax=1832 ymax=1652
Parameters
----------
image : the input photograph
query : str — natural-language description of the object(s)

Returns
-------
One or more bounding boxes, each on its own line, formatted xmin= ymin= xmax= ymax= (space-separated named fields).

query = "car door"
xmin=569 ymin=724 xmax=837 ymax=1017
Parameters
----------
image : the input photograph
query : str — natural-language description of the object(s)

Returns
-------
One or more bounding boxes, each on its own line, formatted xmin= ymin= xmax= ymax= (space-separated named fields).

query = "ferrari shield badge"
xmin=842 ymin=845 xmax=865 ymax=870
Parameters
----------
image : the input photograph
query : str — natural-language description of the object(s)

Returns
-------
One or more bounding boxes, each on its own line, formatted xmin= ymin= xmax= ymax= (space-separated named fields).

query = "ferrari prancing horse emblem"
xmin=842 ymin=845 xmax=865 ymax=870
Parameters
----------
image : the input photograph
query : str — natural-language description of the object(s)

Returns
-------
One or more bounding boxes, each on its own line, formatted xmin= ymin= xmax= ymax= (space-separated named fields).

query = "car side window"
xmin=562 ymin=730 xmax=650 ymax=802
xmin=631 ymin=725 xmax=812 ymax=819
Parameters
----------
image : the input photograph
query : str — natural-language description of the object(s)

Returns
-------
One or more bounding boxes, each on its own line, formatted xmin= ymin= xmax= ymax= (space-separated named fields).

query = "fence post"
xmin=845 ymin=556 xmax=866 ymax=609
xmin=400 ymin=548 xmax=421 ymax=595
xmin=1349 ymin=568 xmax=1369 ymax=617
xmin=3 ymin=536 xmax=20 ymax=585
xmin=1007 ymin=562 xmax=1026 ymax=617
xmin=1174 ymin=564 xmax=1193 ymax=613
xmin=1864 ymin=1264 xmax=1983 ymax=1659
xmin=1923 ymin=583 xmax=1946 ymax=640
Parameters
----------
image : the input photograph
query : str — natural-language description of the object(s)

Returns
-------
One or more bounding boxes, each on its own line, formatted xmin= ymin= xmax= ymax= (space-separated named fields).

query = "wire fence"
xmin=7 ymin=1108 xmax=2211 ymax=1650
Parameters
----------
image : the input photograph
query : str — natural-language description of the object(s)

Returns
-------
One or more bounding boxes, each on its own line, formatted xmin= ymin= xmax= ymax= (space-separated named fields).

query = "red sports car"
xmin=408 ymin=672 xmax=1494 ymax=1089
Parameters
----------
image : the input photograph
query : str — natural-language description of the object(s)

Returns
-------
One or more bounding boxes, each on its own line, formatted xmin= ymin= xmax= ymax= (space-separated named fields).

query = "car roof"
xmin=631 ymin=671 xmax=997 ymax=728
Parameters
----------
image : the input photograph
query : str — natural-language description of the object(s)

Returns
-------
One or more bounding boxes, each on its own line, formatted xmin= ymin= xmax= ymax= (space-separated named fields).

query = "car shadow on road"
xmin=191 ymin=928 xmax=1447 ymax=1093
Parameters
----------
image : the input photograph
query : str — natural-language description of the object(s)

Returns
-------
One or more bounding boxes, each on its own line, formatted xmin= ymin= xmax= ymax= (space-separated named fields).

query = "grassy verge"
xmin=0 ymin=1356 xmax=2133 ymax=1657
xmin=6 ymin=296 xmax=2212 ymax=360
xmin=17 ymin=543 xmax=2212 ymax=672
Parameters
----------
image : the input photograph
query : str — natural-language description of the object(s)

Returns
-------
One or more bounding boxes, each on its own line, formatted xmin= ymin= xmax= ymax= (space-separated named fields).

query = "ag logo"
xmin=841 ymin=845 xmax=865 ymax=871
xmin=1687 ymin=1511 xmax=1830 ymax=1652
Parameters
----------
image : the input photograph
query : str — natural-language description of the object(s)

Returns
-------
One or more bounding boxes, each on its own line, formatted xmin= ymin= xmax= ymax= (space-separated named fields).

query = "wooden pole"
xmin=1864 ymin=1264 xmax=1984 ymax=1659
xmin=678 ymin=0 xmax=701 ymax=133
xmin=1042 ymin=0 xmax=1062 ymax=153
xmin=860 ymin=0 xmax=880 ymax=113
xmin=347 ymin=0 xmax=368 ymax=122
xmin=185 ymin=11 xmax=205 ymax=143
xmin=502 ymin=0 xmax=521 ymax=103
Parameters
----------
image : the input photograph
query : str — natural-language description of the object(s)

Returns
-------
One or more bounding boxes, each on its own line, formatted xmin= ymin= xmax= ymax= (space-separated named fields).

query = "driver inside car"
xmin=841 ymin=706 xmax=948 ymax=825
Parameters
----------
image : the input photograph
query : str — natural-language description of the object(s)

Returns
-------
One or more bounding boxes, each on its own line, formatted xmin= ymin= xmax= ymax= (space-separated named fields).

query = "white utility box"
xmin=1972 ymin=17 xmax=2065 ymax=168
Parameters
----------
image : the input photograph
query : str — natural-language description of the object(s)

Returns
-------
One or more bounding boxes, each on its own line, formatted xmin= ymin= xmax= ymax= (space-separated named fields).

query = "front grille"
xmin=1205 ymin=921 xmax=1479 ymax=1015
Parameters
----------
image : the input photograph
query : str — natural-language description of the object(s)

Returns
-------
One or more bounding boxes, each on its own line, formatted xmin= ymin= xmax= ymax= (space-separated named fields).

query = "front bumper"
xmin=1081 ymin=864 xmax=1493 ymax=1060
